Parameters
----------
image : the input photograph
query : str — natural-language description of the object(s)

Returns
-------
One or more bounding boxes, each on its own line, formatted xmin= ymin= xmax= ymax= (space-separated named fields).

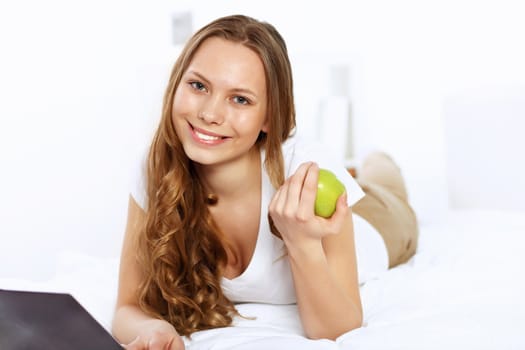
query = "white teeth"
xmin=195 ymin=130 xmax=221 ymax=141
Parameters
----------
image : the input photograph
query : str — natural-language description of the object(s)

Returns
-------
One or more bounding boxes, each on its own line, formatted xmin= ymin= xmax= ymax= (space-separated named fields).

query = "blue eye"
xmin=233 ymin=96 xmax=250 ymax=105
xmin=190 ymin=81 xmax=206 ymax=91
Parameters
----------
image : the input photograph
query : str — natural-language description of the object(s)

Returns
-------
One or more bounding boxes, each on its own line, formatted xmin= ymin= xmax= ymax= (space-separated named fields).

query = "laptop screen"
xmin=0 ymin=289 xmax=122 ymax=350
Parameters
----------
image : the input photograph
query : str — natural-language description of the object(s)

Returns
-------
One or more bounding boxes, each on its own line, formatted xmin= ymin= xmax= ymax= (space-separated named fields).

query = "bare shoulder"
xmin=115 ymin=195 xmax=147 ymax=307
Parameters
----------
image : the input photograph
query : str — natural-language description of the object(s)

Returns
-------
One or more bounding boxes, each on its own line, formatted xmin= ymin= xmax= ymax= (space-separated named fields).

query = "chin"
xmin=183 ymin=147 xmax=224 ymax=166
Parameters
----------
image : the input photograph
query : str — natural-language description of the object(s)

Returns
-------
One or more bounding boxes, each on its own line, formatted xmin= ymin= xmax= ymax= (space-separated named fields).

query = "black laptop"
xmin=0 ymin=289 xmax=122 ymax=349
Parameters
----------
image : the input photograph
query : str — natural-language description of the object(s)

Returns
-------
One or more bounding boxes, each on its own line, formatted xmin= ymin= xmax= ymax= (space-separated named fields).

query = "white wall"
xmin=176 ymin=0 xmax=525 ymax=221
xmin=1 ymin=0 xmax=524 ymax=280
xmin=0 ymin=0 xmax=175 ymax=279
xmin=444 ymin=86 xmax=525 ymax=211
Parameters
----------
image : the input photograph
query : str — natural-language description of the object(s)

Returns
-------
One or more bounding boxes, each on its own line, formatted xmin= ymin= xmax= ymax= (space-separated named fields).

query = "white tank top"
xmin=131 ymin=135 xmax=388 ymax=305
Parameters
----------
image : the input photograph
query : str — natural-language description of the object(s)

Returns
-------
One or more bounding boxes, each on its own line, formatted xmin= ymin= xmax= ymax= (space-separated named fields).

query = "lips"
xmin=189 ymin=123 xmax=229 ymax=145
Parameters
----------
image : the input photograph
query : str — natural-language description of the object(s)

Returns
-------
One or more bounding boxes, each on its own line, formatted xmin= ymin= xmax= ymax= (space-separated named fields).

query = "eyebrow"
xmin=186 ymin=70 xmax=259 ymax=99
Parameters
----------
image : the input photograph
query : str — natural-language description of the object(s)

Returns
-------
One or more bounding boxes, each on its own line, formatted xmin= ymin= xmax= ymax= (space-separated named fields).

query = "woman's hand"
xmin=268 ymin=162 xmax=348 ymax=249
xmin=121 ymin=319 xmax=184 ymax=350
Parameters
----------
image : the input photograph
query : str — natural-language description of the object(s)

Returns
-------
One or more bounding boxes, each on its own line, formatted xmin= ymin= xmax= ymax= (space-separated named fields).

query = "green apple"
xmin=314 ymin=168 xmax=346 ymax=218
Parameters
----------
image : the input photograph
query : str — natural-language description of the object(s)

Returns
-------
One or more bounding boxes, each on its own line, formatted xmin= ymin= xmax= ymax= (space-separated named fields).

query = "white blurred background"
xmin=1 ymin=0 xmax=524 ymax=281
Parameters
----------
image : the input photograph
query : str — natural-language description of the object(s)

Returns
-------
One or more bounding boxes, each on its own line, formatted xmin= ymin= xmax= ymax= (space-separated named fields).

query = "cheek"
xmin=235 ymin=114 xmax=257 ymax=132
xmin=172 ymin=85 xmax=201 ymax=121
xmin=171 ymin=89 xmax=194 ymax=140
xmin=172 ymin=88 xmax=188 ymax=119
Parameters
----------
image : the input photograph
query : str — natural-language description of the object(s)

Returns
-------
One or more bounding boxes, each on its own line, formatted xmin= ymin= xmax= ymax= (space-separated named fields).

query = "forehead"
xmin=186 ymin=37 xmax=267 ymax=92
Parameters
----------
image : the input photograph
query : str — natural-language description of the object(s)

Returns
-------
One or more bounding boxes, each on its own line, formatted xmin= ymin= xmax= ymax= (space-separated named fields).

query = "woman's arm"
xmin=111 ymin=196 xmax=184 ymax=349
xmin=269 ymin=162 xmax=363 ymax=340
xmin=286 ymin=212 xmax=362 ymax=340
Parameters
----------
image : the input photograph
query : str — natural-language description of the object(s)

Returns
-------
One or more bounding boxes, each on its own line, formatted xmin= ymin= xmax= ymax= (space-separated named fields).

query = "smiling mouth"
xmin=190 ymin=123 xmax=229 ymax=144
xmin=194 ymin=129 xmax=223 ymax=141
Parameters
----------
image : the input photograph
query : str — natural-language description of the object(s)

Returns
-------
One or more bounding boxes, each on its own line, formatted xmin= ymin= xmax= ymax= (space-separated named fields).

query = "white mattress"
xmin=2 ymin=209 xmax=524 ymax=349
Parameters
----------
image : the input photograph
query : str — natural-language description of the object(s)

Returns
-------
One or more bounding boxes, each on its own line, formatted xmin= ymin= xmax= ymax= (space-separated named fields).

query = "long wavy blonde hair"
xmin=136 ymin=15 xmax=296 ymax=337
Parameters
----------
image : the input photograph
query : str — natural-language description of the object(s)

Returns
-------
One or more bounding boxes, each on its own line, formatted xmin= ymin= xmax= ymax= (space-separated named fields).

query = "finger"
xmin=149 ymin=333 xmax=183 ymax=350
xmin=123 ymin=336 xmax=144 ymax=350
xmin=335 ymin=192 xmax=349 ymax=217
xmin=296 ymin=162 xmax=319 ymax=219
xmin=269 ymin=181 xmax=287 ymax=215
xmin=326 ymin=192 xmax=349 ymax=234
xmin=283 ymin=162 xmax=312 ymax=214
xmin=148 ymin=337 xmax=167 ymax=350
xmin=169 ymin=336 xmax=186 ymax=350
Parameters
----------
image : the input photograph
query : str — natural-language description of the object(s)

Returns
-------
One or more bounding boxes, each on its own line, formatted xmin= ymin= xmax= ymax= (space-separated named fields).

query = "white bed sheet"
xmin=2 ymin=209 xmax=524 ymax=349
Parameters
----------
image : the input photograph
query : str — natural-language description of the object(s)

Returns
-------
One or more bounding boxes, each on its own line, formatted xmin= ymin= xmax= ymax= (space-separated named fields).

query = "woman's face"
xmin=172 ymin=37 xmax=268 ymax=167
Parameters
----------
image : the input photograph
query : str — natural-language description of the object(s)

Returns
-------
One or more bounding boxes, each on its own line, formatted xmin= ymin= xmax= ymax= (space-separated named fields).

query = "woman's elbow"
xmin=306 ymin=316 xmax=363 ymax=341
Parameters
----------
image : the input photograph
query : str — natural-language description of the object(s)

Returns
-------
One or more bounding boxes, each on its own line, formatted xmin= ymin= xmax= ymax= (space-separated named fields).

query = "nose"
xmin=198 ymin=95 xmax=225 ymax=125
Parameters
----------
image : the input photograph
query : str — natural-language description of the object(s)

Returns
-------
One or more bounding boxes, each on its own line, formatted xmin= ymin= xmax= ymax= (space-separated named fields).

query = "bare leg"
xmin=353 ymin=152 xmax=419 ymax=268
xmin=357 ymin=152 xmax=409 ymax=202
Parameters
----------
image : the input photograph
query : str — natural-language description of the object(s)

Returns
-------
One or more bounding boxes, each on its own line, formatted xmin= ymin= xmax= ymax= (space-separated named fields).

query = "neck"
xmin=195 ymin=147 xmax=262 ymax=202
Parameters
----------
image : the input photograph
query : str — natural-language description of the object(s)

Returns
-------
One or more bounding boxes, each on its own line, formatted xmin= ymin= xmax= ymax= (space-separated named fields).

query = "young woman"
xmin=112 ymin=14 xmax=418 ymax=350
